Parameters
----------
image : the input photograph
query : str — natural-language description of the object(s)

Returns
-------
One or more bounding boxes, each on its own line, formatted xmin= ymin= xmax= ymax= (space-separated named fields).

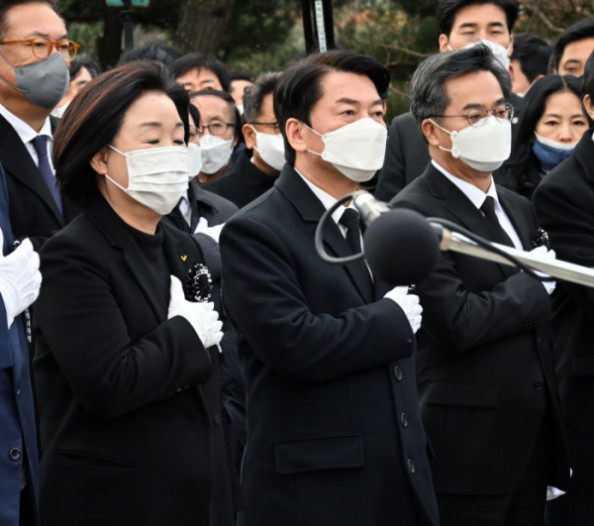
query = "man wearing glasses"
xmin=190 ymin=89 xmax=240 ymax=184
xmin=204 ymin=72 xmax=284 ymax=208
xmin=391 ymin=45 xmax=569 ymax=525
xmin=0 ymin=0 xmax=80 ymax=249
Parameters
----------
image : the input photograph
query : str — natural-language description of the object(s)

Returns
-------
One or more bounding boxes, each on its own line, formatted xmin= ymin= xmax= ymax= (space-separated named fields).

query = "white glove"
xmin=168 ymin=275 xmax=223 ymax=348
xmin=193 ymin=217 xmax=224 ymax=244
xmin=384 ymin=285 xmax=423 ymax=334
xmin=529 ymin=246 xmax=556 ymax=296
xmin=0 ymin=232 xmax=41 ymax=328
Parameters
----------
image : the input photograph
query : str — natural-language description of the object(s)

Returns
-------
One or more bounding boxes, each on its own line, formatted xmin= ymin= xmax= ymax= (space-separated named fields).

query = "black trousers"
xmin=436 ymin=418 xmax=551 ymax=526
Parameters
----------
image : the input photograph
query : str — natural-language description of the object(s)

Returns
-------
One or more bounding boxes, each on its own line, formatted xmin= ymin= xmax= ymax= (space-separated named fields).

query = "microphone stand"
xmin=436 ymin=225 xmax=594 ymax=288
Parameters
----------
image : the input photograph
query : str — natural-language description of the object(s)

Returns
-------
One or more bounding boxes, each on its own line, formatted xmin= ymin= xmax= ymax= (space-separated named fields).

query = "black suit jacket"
xmin=533 ymin=130 xmax=594 ymax=522
xmin=203 ymin=149 xmax=278 ymax=208
xmin=220 ymin=165 xmax=439 ymax=526
xmin=33 ymin=191 xmax=238 ymax=526
xmin=391 ymin=164 xmax=569 ymax=495
xmin=376 ymin=93 xmax=523 ymax=201
xmin=0 ymin=115 xmax=79 ymax=248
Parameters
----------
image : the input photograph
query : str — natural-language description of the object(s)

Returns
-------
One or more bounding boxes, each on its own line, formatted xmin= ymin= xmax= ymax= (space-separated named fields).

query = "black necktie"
xmin=31 ymin=135 xmax=62 ymax=213
xmin=339 ymin=208 xmax=374 ymax=298
xmin=480 ymin=196 xmax=513 ymax=247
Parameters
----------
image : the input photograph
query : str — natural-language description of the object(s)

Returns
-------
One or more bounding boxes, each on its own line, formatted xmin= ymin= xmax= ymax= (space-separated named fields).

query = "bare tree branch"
xmin=518 ymin=1 xmax=566 ymax=33
xmin=377 ymin=42 xmax=431 ymax=59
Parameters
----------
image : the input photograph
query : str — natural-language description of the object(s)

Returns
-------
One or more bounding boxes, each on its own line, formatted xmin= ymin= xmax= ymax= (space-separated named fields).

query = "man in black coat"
xmin=375 ymin=0 xmax=522 ymax=201
xmin=204 ymin=72 xmax=284 ymax=208
xmin=531 ymin=53 xmax=594 ymax=525
xmin=391 ymin=45 xmax=569 ymax=525
xmin=0 ymin=0 xmax=79 ymax=248
xmin=220 ymin=50 xmax=439 ymax=526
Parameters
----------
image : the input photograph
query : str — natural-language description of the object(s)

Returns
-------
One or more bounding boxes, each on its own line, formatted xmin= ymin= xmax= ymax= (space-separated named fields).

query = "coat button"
xmin=408 ymin=458 xmax=415 ymax=474
xmin=533 ymin=381 xmax=544 ymax=390
xmin=400 ymin=412 xmax=408 ymax=428
xmin=213 ymin=414 xmax=221 ymax=426
xmin=393 ymin=366 xmax=403 ymax=381
xmin=16 ymin=385 xmax=21 ymax=395
xmin=9 ymin=448 xmax=21 ymax=461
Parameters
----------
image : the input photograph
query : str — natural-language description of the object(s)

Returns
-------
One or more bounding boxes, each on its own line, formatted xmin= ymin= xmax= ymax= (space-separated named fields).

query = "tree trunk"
xmin=174 ymin=0 xmax=235 ymax=54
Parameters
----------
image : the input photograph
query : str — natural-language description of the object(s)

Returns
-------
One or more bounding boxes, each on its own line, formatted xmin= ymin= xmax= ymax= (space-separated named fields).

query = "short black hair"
xmin=69 ymin=56 xmax=101 ymax=81
xmin=53 ymin=61 xmax=190 ymax=207
xmin=274 ymin=50 xmax=390 ymax=165
xmin=243 ymin=72 xmax=282 ymax=123
xmin=551 ymin=18 xmax=594 ymax=73
xmin=0 ymin=0 xmax=59 ymax=39
xmin=118 ymin=42 xmax=183 ymax=67
xmin=511 ymin=33 xmax=552 ymax=84
xmin=229 ymin=69 xmax=255 ymax=83
xmin=410 ymin=44 xmax=512 ymax=127
xmin=438 ymin=0 xmax=518 ymax=36
xmin=582 ymin=48 xmax=594 ymax=98
xmin=170 ymin=53 xmax=230 ymax=92
xmin=190 ymin=89 xmax=242 ymax=140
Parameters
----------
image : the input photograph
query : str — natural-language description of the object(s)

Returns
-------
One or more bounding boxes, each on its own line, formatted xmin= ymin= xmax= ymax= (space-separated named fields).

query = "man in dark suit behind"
xmin=0 ymin=0 xmax=79 ymax=248
xmin=391 ymin=45 xmax=569 ymax=525
xmin=0 ymin=161 xmax=42 ymax=525
xmin=375 ymin=0 xmax=522 ymax=201
xmin=220 ymin=50 xmax=439 ymax=526
xmin=532 ymin=51 xmax=594 ymax=526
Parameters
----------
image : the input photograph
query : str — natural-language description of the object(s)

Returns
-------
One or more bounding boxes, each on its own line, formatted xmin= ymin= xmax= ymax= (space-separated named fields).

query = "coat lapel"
xmin=422 ymin=166 xmax=517 ymax=278
xmin=276 ymin=166 xmax=374 ymax=303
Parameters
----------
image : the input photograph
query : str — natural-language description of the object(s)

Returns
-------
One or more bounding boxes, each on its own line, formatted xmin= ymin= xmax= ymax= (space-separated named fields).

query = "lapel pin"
xmin=181 ymin=254 xmax=188 ymax=261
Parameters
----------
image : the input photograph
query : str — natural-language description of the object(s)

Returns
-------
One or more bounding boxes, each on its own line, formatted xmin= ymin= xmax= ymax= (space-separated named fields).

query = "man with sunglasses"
xmin=0 ymin=0 xmax=80 ymax=250
xmin=391 ymin=45 xmax=569 ymax=525
xmin=204 ymin=72 xmax=284 ymax=208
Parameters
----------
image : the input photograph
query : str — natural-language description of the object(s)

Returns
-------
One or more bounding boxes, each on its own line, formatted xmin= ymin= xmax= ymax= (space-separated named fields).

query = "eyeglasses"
xmin=0 ymin=37 xmax=80 ymax=62
xmin=197 ymin=122 xmax=235 ymax=137
xmin=430 ymin=103 xmax=514 ymax=128
xmin=249 ymin=121 xmax=281 ymax=132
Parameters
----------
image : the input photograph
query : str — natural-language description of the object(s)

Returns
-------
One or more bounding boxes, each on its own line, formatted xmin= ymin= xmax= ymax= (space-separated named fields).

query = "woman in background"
xmin=502 ymin=74 xmax=591 ymax=199
xmin=33 ymin=61 xmax=239 ymax=526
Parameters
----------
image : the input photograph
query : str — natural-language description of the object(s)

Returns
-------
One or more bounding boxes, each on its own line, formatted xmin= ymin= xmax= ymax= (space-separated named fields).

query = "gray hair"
xmin=410 ymin=44 xmax=511 ymax=127
xmin=243 ymin=72 xmax=282 ymax=123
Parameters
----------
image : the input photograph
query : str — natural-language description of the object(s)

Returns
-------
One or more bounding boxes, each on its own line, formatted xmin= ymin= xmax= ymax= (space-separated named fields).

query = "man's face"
xmin=191 ymin=94 xmax=236 ymax=142
xmin=439 ymin=3 xmax=512 ymax=53
xmin=510 ymin=58 xmax=532 ymax=94
xmin=294 ymin=70 xmax=385 ymax=180
xmin=423 ymin=69 xmax=506 ymax=184
xmin=229 ymin=78 xmax=253 ymax=107
xmin=176 ymin=67 xmax=222 ymax=93
xmin=243 ymin=92 xmax=281 ymax=174
xmin=557 ymin=38 xmax=594 ymax=77
xmin=0 ymin=2 xmax=68 ymax=103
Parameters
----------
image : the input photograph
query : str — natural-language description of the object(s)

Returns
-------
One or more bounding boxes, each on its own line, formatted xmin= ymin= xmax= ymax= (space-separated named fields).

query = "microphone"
xmin=353 ymin=191 xmax=594 ymax=289
xmin=352 ymin=192 xmax=441 ymax=285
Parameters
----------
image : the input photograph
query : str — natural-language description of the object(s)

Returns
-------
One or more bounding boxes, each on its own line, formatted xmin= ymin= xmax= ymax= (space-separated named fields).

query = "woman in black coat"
xmin=501 ymin=74 xmax=590 ymax=199
xmin=33 ymin=61 xmax=239 ymax=526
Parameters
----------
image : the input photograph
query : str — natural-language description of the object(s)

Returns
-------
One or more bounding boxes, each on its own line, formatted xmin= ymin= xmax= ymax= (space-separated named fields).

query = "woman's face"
xmin=535 ymin=90 xmax=589 ymax=144
xmin=105 ymin=90 xmax=185 ymax=188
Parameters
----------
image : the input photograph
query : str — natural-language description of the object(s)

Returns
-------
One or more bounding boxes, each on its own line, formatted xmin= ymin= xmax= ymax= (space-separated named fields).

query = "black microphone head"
xmin=363 ymin=208 xmax=440 ymax=286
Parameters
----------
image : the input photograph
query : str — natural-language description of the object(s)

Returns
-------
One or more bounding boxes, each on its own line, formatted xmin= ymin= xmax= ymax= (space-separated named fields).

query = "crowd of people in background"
xmin=2 ymin=0 xmax=594 ymax=525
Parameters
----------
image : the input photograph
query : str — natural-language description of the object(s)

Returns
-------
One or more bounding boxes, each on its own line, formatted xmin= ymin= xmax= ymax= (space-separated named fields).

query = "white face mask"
xmin=251 ymin=126 xmax=285 ymax=171
xmin=199 ymin=134 xmax=234 ymax=175
xmin=106 ymin=145 xmax=189 ymax=215
xmin=430 ymin=116 xmax=512 ymax=172
xmin=187 ymin=142 xmax=202 ymax=179
xmin=306 ymin=117 xmax=387 ymax=182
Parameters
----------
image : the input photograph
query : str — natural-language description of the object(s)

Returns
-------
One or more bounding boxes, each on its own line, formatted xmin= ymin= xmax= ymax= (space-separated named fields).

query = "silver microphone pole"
xmin=435 ymin=225 xmax=594 ymax=288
